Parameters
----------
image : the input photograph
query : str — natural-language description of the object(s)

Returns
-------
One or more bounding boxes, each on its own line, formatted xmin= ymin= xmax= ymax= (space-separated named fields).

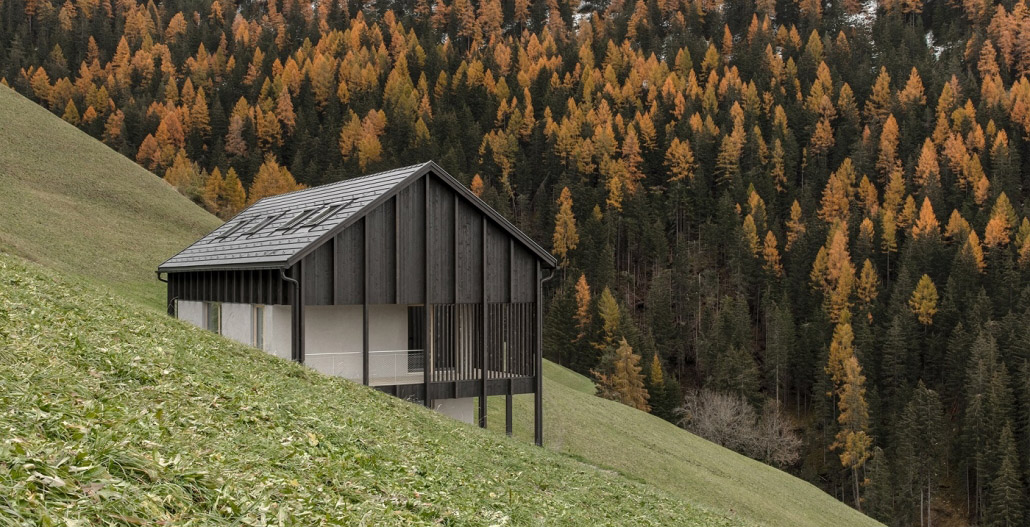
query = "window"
xmin=215 ymin=218 xmax=251 ymax=240
xmin=253 ymin=305 xmax=265 ymax=349
xmin=407 ymin=306 xmax=426 ymax=373
xmin=304 ymin=203 xmax=345 ymax=227
xmin=276 ymin=208 xmax=319 ymax=231
xmin=205 ymin=302 xmax=221 ymax=333
xmin=245 ymin=213 xmax=284 ymax=236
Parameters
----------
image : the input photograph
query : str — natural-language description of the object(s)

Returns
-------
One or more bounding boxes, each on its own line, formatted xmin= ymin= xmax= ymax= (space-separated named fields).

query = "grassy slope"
xmin=0 ymin=254 xmax=736 ymax=526
xmin=488 ymin=365 xmax=882 ymax=527
xmin=0 ymin=86 xmax=221 ymax=308
xmin=0 ymin=84 xmax=880 ymax=526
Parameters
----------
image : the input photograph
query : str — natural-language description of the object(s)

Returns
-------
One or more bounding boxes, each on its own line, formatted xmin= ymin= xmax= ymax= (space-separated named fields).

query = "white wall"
xmin=304 ymin=305 xmax=363 ymax=382
xmin=178 ymin=300 xmax=418 ymax=385
xmin=267 ymin=305 xmax=292 ymax=360
xmin=177 ymin=300 xmax=205 ymax=328
xmin=221 ymin=303 xmax=253 ymax=345
xmin=435 ymin=398 xmax=474 ymax=424
xmin=301 ymin=304 xmax=412 ymax=384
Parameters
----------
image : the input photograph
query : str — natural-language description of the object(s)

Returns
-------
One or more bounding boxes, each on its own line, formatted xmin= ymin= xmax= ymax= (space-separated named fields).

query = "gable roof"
xmin=158 ymin=161 xmax=557 ymax=272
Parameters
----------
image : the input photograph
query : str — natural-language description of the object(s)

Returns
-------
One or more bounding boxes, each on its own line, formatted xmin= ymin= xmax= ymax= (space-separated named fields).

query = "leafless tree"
xmin=676 ymin=389 xmax=801 ymax=468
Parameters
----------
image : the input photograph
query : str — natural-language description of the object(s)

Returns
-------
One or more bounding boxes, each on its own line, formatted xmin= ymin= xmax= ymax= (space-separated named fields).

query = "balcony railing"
xmin=304 ymin=349 xmax=425 ymax=386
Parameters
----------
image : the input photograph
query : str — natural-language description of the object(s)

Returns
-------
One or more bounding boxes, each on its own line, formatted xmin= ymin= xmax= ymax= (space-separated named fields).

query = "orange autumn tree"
xmin=248 ymin=155 xmax=305 ymax=205
xmin=909 ymin=274 xmax=939 ymax=326
xmin=552 ymin=186 xmax=579 ymax=270
xmin=574 ymin=273 xmax=592 ymax=340
xmin=594 ymin=337 xmax=651 ymax=412
xmin=825 ymin=312 xmax=873 ymax=511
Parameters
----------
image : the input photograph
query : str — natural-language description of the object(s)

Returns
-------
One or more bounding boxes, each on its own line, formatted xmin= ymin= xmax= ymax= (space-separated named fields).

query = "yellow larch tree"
xmin=909 ymin=275 xmax=939 ymax=325
xmin=763 ymin=230 xmax=784 ymax=277
xmin=247 ymin=155 xmax=305 ymax=205
xmin=552 ymin=186 xmax=579 ymax=270
xmin=786 ymin=200 xmax=806 ymax=251
xmin=911 ymin=197 xmax=940 ymax=240
xmin=594 ymin=338 xmax=651 ymax=412
xmin=574 ymin=274 xmax=592 ymax=341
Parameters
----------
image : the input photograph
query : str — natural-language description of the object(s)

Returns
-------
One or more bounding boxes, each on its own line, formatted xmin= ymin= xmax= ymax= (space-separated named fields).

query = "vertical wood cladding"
xmin=167 ymin=268 xmax=287 ymax=305
xmin=397 ymin=178 xmax=426 ymax=304
xmin=303 ymin=242 xmax=333 ymax=305
xmin=511 ymin=243 xmax=535 ymax=302
xmin=366 ymin=196 xmax=396 ymax=304
xmin=428 ymin=176 xmax=456 ymax=304
xmin=334 ymin=217 xmax=364 ymax=304
xmin=455 ymin=198 xmax=483 ymax=303
xmin=175 ymin=172 xmax=543 ymax=309
xmin=485 ymin=221 xmax=510 ymax=303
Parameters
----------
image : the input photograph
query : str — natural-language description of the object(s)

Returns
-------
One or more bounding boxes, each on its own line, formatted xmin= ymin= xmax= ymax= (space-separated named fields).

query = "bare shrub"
xmin=676 ymin=389 xmax=800 ymax=468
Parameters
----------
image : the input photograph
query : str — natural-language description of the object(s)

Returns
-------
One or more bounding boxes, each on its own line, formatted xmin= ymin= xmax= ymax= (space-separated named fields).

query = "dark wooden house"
xmin=158 ymin=162 xmax=556 ymax=444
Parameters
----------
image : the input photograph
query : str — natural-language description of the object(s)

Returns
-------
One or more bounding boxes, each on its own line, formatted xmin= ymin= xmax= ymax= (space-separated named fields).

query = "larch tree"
xmin=553 ymin=186 xmax=579 ymax=271
xmin=826 ymin=314 xmax=873 ymax=511
xmin=248 ymin=155 xmax=305 ymax=205
xmin=574 ymin=273 xmax=592 ymax=341
xmin=742 ymin=214 xmax=760 ymax=257
xmin=911 ymin=197 xmax=940 ymax=240
xmin=786 ymin=200 xmax=806 ymax=251
xmin=909 ymin=275 xmax=938 ymax=326
xmin=762 ymin=230 xmax=783 ymax=277
xmin=594 ymin=338 xmax=651 ymax=412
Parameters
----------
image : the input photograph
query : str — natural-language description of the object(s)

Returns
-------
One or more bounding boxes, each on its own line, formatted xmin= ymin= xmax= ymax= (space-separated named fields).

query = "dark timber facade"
xmin=159 ymin=162 xmax=556 ymax=444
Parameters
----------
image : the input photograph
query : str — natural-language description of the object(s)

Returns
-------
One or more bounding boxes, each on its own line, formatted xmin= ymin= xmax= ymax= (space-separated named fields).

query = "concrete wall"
xmin=176 ymin=300 xmax=289 ymax=360
xmin=303 ymin=305 xmax=362 ymax=382
xmin=177 ymin=300 xmax=205 ymax=328
xmin=177 ymin=299 xmax=473 ymax=424
xmin=435 ymin=398 xmax=474 ymax=424
xmin=267 ymin=305 xmax=291 ymax=360
xmin=302 ymin=304 xmax=412 ymax=384
xmin=221 ymin=303 xmax=253 ymax=346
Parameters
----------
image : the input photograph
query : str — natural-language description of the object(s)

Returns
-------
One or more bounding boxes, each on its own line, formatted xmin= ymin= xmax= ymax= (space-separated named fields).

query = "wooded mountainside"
xmin=4 ymin=0 xmax=1030 ymax=523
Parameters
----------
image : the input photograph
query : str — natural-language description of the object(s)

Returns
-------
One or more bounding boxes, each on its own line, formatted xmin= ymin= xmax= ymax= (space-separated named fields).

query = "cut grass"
xmin=488 ymin=362 xmax=883 ymax=527
xmin=0 ymin=253 xmax=740 ymax=525
xmin=0 ymin=86 xmax=221 ymax=308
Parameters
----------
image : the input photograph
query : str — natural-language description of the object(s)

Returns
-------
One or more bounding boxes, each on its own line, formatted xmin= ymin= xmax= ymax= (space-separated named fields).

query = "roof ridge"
xmin=252 ymin=162 xmax=430 ymax=205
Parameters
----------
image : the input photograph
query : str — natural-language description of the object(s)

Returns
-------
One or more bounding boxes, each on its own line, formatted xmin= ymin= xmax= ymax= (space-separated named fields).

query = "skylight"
xmin=277 ymin=208 xmax=319 ymax=231
xmin=215 ymin=218 xmax=251 ymax=240
xmin=245 ymin=212 xmax=284 ymax=236
xmin=304 ymin=203 xmax=345 ymax=227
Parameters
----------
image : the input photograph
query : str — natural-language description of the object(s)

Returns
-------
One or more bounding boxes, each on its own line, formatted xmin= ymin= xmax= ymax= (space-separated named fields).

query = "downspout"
xmin=535 ymin=265 xmax=556 ymax=447
xmin=280 ymin=267 xmax=302 ymax=363
xmin=156 ymin=271 xmax=176 ymax=316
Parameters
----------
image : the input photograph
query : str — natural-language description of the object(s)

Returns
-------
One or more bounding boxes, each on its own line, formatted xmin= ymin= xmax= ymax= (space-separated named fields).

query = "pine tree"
xmin=900 ymin=382 xmax=945 ymax=526
xmin=964 ymin=332 xmax=1015 ymax=521
xmin=786 ymin=200 xmax=806 ymax=251
xmin=989 ymin=425 xmax=1025 ymax=527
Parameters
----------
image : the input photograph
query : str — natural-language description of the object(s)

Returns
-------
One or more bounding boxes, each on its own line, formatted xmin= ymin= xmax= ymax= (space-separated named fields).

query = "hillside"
xmin=0 ymin=86 xmax=884 ymax=526
xmin=487 ymin=362 xmax=882 ymax=527
xmin=0 ymin=86 xmax=221 ymax=308
xmin=0 ymin=253 xmax=738 ymax=525
xmin=9 ymin=0 xmax=1030 ymax=519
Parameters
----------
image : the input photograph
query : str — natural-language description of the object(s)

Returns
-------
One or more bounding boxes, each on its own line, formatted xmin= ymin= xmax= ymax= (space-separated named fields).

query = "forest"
xmin=3 ymin=0 xmax=1030 ymax=522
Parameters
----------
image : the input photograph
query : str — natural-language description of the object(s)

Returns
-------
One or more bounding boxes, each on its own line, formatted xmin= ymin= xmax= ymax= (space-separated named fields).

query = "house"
xmin=157 ymin=162 xmax=556 ymax=445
